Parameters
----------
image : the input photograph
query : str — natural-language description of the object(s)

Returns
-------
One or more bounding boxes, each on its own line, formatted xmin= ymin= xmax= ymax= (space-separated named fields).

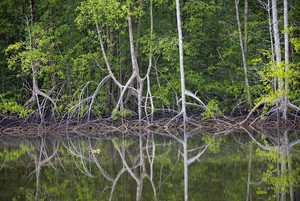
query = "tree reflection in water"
xmin=26 ymin=136 xmax=59 ymax=201
xmin=0 ymin=127 xmax=300 ymax=200
xmin=62 ymin=131 xmax=160 ymax=201
xmin=163 ymin=126 xmax=208 ymax=201
xmin=243 ymin=127 xmax=300 ymax=201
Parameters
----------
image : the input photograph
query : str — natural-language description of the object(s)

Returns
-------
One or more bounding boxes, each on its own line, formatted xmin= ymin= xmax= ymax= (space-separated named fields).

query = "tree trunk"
xmin=272 ymin=0 xmax=282 ymax=73
xmin=176 ymin=0 xmax=188 ymax=198
xmin=244 ymin=0 xmax=248 ymax=61
xmin=283 ymin=131 xmax=294 ymax=201
xmin=176 ymin=0 xmax=187 ymax=123
xmin=272 ymin=0 xmax=284 ymax=105
xmin=265 ymin=0 xmax=277 ymax=92
xmin=108 ymin=29 xmax=116 ymax=110
xmin=145 ymin=0 xmax=154 ymax=121
xmin=183 ymin=127 xmax=189 ymax=201
xmin=246 ymin=144 xmax=252 ymax=201
xmin=235 ymin=0 xmax=252 ymax=106
xmin=29 ymin=0 xmax=35 ymax=24
xmin=283 ymin=0 xmax=289 ymax=120
xmin=127 ymin=7 xmax=143 ymax=122
xmin=25 ymin=1 xmax=44 ymax=121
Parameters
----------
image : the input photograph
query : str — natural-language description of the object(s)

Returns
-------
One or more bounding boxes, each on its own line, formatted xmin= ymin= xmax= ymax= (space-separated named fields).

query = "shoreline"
xmin=1 ymin=115 xmax=300 ymax=136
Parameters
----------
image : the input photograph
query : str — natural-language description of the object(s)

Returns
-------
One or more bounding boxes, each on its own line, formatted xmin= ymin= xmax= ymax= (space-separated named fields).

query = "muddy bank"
xmin=1 ymin=114 xmax=300 ymax=136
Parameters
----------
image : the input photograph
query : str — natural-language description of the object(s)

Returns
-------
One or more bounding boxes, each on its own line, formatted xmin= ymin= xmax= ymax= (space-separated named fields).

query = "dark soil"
xmin=1 ymin=112 xmax=300 ymax=136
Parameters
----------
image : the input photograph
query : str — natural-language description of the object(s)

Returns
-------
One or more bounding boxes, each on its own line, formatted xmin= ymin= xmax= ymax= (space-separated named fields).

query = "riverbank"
xmin=1 ymin=114 xmax=300 ymax=136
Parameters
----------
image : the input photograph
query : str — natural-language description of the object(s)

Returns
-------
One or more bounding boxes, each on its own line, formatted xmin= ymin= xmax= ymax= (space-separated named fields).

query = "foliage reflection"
xmin=0 ymin=128 xmax=299 ymax=200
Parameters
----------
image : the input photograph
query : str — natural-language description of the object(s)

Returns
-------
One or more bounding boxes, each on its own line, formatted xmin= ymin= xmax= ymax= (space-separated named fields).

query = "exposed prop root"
xmin=239 ymin=100 xmax=266 ymax=125
xmin=0 ymin=115 xmax=244 ymax=136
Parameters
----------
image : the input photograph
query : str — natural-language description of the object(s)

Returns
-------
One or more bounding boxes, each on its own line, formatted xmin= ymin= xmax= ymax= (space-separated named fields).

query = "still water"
xmin=0 ymin=127 xmax=300 ymax=201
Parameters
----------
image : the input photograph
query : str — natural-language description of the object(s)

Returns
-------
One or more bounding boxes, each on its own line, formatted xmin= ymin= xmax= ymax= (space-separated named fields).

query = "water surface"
xmin=0 ymin=128 xmax=300 ymax=200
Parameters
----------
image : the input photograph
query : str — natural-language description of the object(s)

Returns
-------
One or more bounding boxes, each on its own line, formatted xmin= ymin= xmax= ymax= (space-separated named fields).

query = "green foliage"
xmin=57 ymin=95 xmax=74 ymax=114
xmin=112 ymin=108 xmax=119 ymax=121
xmin=201 ymin=99 xmax=223 ymax=119
xmin=112 ymin=108 xmax=132 ymax=121
xmin=289 ymin=26 xmax=300 ymax=53
xmin=255 ymin=139 xmax=298 ymax=197
xmin=121 ymin=109 xmax=132 ymax=117
xmin=291 ymin=37 xmax=300 ymax=53
xmin=156 ymin=148 xmax=172 ymax=166
xmin=25 ymin=189 xmax=35 ymax=201
xmin=0 ymin=145 xmax=31 ymax=161
xmin=157 ymin=37 xmax=178 ymax=62
xmin=112 ymin=137 xmax=133 ymax=149
xmin=202 ymin=134 xmax=223 ymax=154
xmin=6 ymin=24 xmax=55 ymax=76
xmin=1 ymin=0 xmax=300 ymax=120
xmin=76 ymin=0 xmax=127 ymax=30
xmin=256 ymin=146 xmax=278 ymax=162
xmin=256 ymin=146 xmax=289 ymax=194
xmin=251 ymin=47 xmax=296 ymax=110
xmin=0 ymin=98 xmax=32 ymax=118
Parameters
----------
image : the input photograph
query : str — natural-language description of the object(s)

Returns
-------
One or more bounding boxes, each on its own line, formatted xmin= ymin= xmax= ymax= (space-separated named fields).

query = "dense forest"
xmin=1 ymin=0 xmax=300 ymax=124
